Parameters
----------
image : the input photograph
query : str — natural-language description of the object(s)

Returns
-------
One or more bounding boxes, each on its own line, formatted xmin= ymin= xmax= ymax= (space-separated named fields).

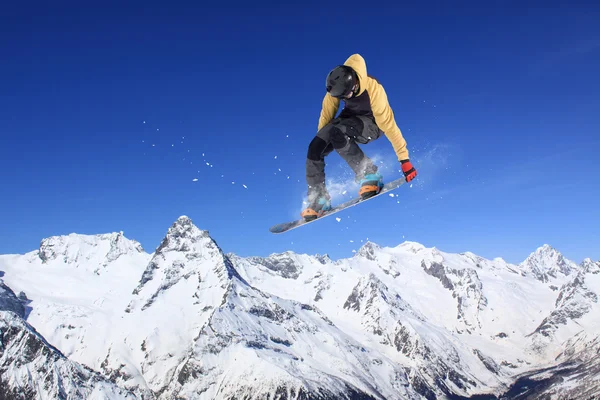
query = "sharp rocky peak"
xmin=356 ymin=241 xmax=382 ymax=261
xmin=581 ymin=258 xmax=600 ymax=274
xmin=154 ymin=215 xmax=211 ymax=255
xmin=519 ymin=244 xmax=577 ymax=282
xmin=130 ymin=216 xmax=242 ymax=307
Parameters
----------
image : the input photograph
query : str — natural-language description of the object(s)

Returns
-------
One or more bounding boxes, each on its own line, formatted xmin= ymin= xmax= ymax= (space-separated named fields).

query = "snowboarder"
xmin=301 ymin=54 xmax=418 ymax=221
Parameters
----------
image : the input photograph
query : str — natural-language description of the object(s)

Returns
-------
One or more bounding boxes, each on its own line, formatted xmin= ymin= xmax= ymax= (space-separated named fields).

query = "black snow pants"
xmin=305 ymin=115 xmax=382 ymax=192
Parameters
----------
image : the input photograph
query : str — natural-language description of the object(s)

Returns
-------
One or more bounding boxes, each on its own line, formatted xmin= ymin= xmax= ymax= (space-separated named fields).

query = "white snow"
xmin=1 ymin=221 xmax=598 ymax=399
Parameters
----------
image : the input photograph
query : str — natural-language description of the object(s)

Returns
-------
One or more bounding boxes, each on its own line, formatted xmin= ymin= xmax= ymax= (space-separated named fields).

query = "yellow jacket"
xmin=318 ymin=54 xmax=409 ymax=161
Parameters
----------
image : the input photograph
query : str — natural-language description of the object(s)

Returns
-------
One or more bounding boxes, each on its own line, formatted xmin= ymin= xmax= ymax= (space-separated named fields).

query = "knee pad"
xmin=307 ymin=136 xmax=328 ymax=161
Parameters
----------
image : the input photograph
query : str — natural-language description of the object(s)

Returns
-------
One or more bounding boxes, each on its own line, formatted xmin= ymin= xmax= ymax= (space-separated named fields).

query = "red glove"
xmin=401 ymin=160 xmax=417 ymax=182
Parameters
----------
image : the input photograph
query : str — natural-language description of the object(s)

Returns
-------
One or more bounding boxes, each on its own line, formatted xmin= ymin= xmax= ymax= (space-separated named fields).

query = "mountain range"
xmin=1 ymin=216 xmax=598 ymax=399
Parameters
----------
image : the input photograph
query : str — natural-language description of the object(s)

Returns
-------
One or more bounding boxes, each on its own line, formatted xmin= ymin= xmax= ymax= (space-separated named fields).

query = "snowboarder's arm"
xmin=370 ymin=81 xmax=409 ymax=162
xmin=317 ymin=93 xmax=340 ymax=131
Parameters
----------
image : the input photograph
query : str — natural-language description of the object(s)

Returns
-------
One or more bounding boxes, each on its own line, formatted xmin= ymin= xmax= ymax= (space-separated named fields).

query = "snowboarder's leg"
xmin=305 ymin=137 xmax=334 ymax=191
xmin=303 ymin=122 xmax=339 ymax=221
xmin=333 ymin=116 xmax=384 ymax=199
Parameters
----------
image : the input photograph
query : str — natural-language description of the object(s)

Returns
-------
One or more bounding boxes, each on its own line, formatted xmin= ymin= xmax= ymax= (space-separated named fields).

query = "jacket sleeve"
xmin=317 ymin=93 xmax=340 ymax=131
xmin=369 ymin=80 xmax=409 ymax=161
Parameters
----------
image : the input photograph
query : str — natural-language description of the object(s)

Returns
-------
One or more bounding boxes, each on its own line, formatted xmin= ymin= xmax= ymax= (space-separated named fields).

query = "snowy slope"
xmin=161 ymin=272 xmax=422 ymax=399
xmin=0 ymin=279 xmax=25 ymax=317
xmin=0 ymin=310 xmax=136 ymax=400
xmin=230 ymin=241 xmax=600 ymax=396
xmin=527 ymin=256 xmax=600 ymax=359
xmin=1 ymin=217 xmax=599 ymax=399
xmin=501 ymin=331 xmax=600 ymax=399
xmin=0 ymin=232 xmax=151 ymax=375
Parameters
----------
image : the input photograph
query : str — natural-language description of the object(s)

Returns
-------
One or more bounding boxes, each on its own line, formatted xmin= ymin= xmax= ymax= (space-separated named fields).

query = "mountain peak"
xmin=356 ymin=241 xmax=381 ymax=260
xmin=537 ymin=244 xmax=556 ymax=254
xmin=520 ymin=244 xmax=576 ymax=282
xmin=169 ymin=215 xmax=197 ymax=236
xmin=175 ymin=215 xmax=192 ymax=225
xmin=396 ymin=241 xmax=427 ymax=253
xmin=38 ymin=232 xmax=144 ymax=265
xmin=155 ymin=216 xmax=210 ymax=255
xmin=130 ymin=216 xmax=239 ymax=311
xmin=581 ymin=258 xmax=600 ymax=274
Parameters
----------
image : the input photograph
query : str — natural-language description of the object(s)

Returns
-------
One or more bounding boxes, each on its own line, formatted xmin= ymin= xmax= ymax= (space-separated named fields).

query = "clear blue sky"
xmin=1 ymin=2 xmax=598 ymax=264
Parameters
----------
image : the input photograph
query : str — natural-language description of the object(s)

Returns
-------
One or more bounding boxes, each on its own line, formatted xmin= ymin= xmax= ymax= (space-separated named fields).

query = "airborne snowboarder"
xmin=301 ymin=54 xmax=418 ymax=222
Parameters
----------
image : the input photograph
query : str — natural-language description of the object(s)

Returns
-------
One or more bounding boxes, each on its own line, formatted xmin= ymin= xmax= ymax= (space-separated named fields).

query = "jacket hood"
xmin=343 ymin=54 xmax=368 ymax=95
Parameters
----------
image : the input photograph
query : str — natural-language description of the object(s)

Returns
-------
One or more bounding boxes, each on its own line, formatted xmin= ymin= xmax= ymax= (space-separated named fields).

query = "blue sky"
xmin=1 ymin=2 xmax=598 ymax=264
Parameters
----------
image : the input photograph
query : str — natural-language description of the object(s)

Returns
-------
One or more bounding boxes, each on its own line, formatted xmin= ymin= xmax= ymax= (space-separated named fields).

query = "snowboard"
xmin=269 ymin=177 xmax=407 ymax=234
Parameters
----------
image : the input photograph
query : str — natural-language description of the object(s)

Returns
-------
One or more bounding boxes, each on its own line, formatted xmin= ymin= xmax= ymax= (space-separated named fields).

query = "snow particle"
xmin=192 ymin=178 xmax=198 ymax=182
xmin=336 ymin=217 xmax=341 ymax=222
xmin=243 ymin=184 xmax=248 ymax=189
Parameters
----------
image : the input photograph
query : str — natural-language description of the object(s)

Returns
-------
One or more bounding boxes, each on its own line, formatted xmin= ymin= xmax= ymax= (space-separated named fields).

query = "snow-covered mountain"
xmin=0 ymin=217 xmax=598 ymax=399
xmin=519 ymin=244 xmax=578 ymax=283
xmin=0 ymin=280 xmax=136 ymax=399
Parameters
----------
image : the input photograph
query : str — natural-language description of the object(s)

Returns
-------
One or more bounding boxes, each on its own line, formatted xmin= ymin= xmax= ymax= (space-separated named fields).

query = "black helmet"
xmin=326 ymin=65 xmax=358 ymax=98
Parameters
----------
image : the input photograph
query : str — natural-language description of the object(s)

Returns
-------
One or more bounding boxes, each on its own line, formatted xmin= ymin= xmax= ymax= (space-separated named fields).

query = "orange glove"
xmin=401 ymin=160 xmax=417 ymax=182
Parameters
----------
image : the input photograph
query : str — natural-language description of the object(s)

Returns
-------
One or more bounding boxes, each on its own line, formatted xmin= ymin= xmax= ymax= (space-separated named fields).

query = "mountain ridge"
xmin=0 ymin=216 xmax=598 ymax=399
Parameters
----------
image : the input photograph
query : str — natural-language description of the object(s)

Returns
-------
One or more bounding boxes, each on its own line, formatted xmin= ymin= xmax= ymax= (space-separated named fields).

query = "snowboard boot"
xmin=301 ymin=185 xmax=332 ymax=222
xmin=358 ymin=173 xmax=383 ymax=200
